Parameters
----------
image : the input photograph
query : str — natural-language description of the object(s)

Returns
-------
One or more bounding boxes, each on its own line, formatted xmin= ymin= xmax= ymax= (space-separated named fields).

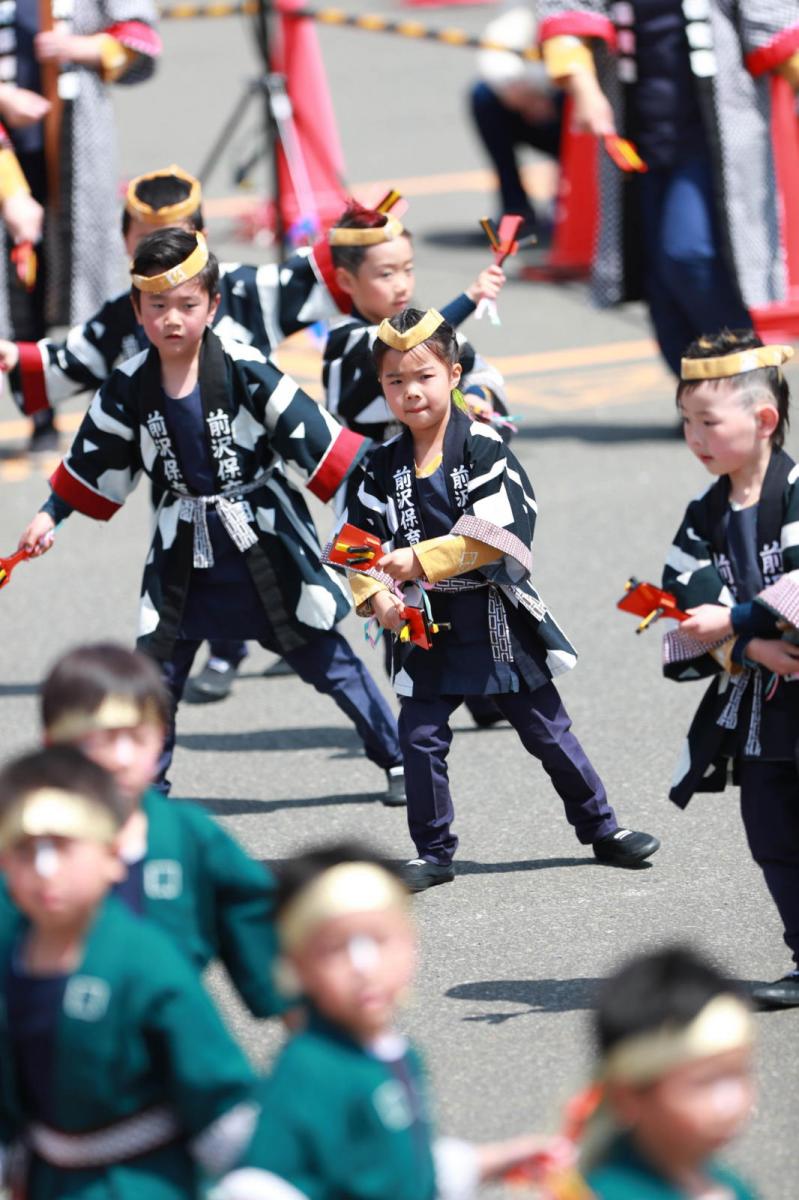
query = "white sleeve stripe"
xmin=467 ymin=457 xmax=506 ymax=491
xmin=665 ymin=545 xmax=711 ymax=574
xmin=781 ymin=520 xmax=799 ymax=549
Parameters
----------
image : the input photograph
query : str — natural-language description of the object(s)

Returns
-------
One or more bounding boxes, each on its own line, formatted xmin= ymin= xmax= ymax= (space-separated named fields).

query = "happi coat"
xmin=49 ymin=328 xmax=366 ymax=661
xmin=538 ymin=1 xmax=799 ymax=311
xmin=0 ymin=895 xmax=257 ymax=1200
xmin=340 ymin=404 xmax=577 ymax=698
xmin=585 ymin=1134 xmax=757 ymax=1200
xmin=661 ymin=447 xmax=799 ymax=808
xmin=0 ymin=0 xmax=160 ymax=332
xmin=11 ymin=246 xmax=345 ymax=417
xmin=213 ymin=1010 xmax=478 ymax=1200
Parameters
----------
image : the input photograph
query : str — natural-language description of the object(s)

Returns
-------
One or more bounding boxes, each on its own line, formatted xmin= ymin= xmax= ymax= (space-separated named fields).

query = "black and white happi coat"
xmin=0 ymin=0 xmax=160 ymax=333
xmin=340 ymin=404 xmax=576 ymax=698
xmin=323 ymin=315 xmax=508 ymax=443
xmin=662 ymin=448 xmax=799 ymax=809
xmin=12 ymin=248 xmax=344 ymax=417
xmin=538 ymin=1 xmax=799 ymax=311
xmin=50 ymin=329 xmax=366 ymax=661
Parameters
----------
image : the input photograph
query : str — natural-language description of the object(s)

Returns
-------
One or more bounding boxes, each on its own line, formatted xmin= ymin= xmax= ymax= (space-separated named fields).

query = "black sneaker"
xmin=28 ymin=410 xmax=59 ymax=454
xmin=751 ymin=972 xmax=799 ymax=1009
xmin=400 ymin=858 xmax=454 ymax=893
xmin=593 ymin=828 xmax=660 ymax=868
xmin=186 ymin=658 xmax=241 ymax=703
xmin=263 ymin=657 xmax=295 ymax=678
xmin=383 ymin=766 xmax=407 ymax=808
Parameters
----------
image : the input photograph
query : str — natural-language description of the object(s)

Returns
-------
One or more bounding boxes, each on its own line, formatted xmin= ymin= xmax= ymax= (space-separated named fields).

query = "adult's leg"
xmin=470 ymin=82 xmax=537 ymax=218
xmin=151 ymin=638 xmax=202 ymax=794
xmin=495 ymin=684 xmax=618 ymax=843
xmin=739 ymin=758 xmax=799 ymax=967
xmin=398 ymin=695 xmax=462 ymax=864
xmin=656 ymin=158 xmax=752 ymax=367
xmin=638 ymin=169 xmax=698 ymax=378
xmin=281 ymin=630 xmax=402 ymax=769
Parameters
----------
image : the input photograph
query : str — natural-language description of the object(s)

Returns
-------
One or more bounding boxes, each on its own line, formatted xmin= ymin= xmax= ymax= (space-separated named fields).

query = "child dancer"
xmin=36 ymin=641 xmax=284 ymax=1017
xmin=341 ymin=308 xmax=659 ymax=890
xmin=575 ymin=946 xmax=757 ymax=1199
xmin=17 ymin=229 xmax=406 ymax=805
xmin=0 ymin=745 xmax=257 ymax=1199
xmin=664 ymin=330 xmax=799 ymax=1008
xmin=213 ymin=841 xmax=566 ymax=1200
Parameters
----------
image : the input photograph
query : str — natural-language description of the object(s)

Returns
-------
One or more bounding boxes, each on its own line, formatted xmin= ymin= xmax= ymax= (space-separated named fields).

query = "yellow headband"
xmin=680 ymin=344 xmax=794 ymax=381
xmin=279 ymin=862 xmax=409 ymax=953
xmin=376 ymin=309 xmax=445 ymax=353
xmin=46 ymin=695 xmax=163 ymax=744
xmin=125 ymin=164 xmax=202 ymax=228
xmin=0 ymin=787 xmax=120 ymax=852
xmin=131 ymin=232 xmax=209 ymax=294
xmin=602 ymin=995 xmax=754 ymax=1086
xmin=328 ymin=214 xmax=405 ymax=247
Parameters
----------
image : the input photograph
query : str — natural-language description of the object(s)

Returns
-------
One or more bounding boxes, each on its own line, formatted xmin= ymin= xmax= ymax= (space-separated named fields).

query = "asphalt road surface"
xmin=0 ymin=5 xmax=796 ymax=1195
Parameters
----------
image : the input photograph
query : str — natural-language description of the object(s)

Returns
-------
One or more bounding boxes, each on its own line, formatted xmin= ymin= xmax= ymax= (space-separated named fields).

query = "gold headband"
xmin=46 ymin=695 xmax=163 ymax=744
xmin=376 ymin=308 xmax=444 ymax=352
xmin=680 ymin=344 xmax=794 ymax=381
xmin=279 ymin=862 xmax=409 ymax=953
xmin=0 ymin=788 xmax=120 ymax=852
xmin=125 ymin=164 xmax=202 ymax=228
xmin=328 ymin=214 xmax=405 ymax=247
xmin=602 ymin=995 xmax=754 ymax=1086
xmin=131 ymin=232 xmax=209 ymax=294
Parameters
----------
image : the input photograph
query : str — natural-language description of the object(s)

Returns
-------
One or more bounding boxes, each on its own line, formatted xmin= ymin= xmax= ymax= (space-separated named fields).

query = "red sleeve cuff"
xmin=307 ymin=427 xmax=365 ymax=502
xmin=50 ymin=462 xmax=121 ymax=520
xmin=103 ymin=20 xmax=162 ymax=57
xmin=17 ymin=342 xmax=49 ymax=416
xmin=745 ymin=25 xmax=799 ymax=76
xmin=310 ymin=239 xmax=352 ymax=315
xmin=539 ymin=12 xmax=617 ymax=48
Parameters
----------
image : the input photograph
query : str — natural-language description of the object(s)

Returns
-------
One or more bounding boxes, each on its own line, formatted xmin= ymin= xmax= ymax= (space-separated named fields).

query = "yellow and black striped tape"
xmin=157 ymin=0 xmax=541 ymax=60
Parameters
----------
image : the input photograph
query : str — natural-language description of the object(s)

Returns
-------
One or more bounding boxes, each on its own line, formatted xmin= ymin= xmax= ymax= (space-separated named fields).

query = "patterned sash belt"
xmin=428 ymin=577 xmax=514 ymax=663
xmin=178 ymin=475 xmax=267 ymax=569
xmin=29 ymin=1106 xmax=181 ymax=1169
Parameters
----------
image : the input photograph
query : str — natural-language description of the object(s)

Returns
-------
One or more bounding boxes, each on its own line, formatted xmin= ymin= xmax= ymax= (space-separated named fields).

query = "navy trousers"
xmin=638 ymin=156 xmax=751 ymax=377
xmin=470 ymin=82 xmax=563 ymax=220
xmin=739 ymin=758 xmax=799 ymax=967
xmin=154 ymin=631 xmax=402 ymax=792
xmin=398 ymin=683 xmax=618 ymax=864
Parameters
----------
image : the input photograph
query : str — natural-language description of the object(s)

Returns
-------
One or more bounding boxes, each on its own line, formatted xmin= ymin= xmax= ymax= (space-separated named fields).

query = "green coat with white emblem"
xmin=0 ymin=895 xmax=257 ymax=1200
xmin=217 ymin=1010 xmax=439 ymax=1200
xmin=585 ymin=1136 xmax=758 ymax=1199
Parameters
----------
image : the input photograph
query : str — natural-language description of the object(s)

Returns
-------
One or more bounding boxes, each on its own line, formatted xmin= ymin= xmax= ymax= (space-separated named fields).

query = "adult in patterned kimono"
xmin=214 ymin=842 xmax=561 ymax=1200
xmin=0 ymin=163 xmax=353 ymax=702
xmin=537 ymin=1 xmax=799 ymax=376
xmin=18 ymin=229 xmax=406 ymax=804
xmin=0 ymin=0 xmax=160 ymax=448
xmin=661 ymin=331 xmax=799 ymax=1008
xmin=341 ymin=309 xmax=659 ymax=891
xmin=0 ymin=745 xmax=258 ymax=1200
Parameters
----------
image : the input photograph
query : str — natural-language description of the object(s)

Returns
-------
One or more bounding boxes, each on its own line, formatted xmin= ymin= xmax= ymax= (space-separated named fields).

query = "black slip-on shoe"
xmin=400 ymin=858 xmax=455 ymax=893
xmin=751 ymin=973 xmax=799 ymax=1009
xmin=186 ymin=658 xmax=241 ymax=703
xmin=592 ymin=829 xmax=660 ymax=868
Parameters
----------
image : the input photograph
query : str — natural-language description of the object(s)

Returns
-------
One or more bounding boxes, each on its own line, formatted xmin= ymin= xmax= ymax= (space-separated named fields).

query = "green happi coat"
xmin=136 ymin=789 xmax=282 ymax=1016
xmin=215 ymin=1011 xmax=465 ymax=1200
xmin=586 ymin=1136 xmax=757 ymax=1200
xmin=0 ymin=895 xmax=257 ymax=1200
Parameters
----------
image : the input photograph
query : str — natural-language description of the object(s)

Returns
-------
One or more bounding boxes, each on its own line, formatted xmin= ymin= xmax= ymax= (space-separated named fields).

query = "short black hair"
xmin=373 ymin=306 xmax=459 ymax=374
xmin=130 ymin=228 xmax=219 ymax=304
xmin=122 ymin=172 xmax=204 ymax=236
xmin=329 ymin=200 xmax=413 ymax=274
xmin=274 ymin=839 xmax=405 ymax=917
xmin=677 ymin=329 xmax=791 ymax=450
xmin=0 ymin=745 xmax=127 ymax=829
xmin=41 ymin=642 xmax=170 ymax=735
xmin=595 ymin=946 xmax=744 ymax=1057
